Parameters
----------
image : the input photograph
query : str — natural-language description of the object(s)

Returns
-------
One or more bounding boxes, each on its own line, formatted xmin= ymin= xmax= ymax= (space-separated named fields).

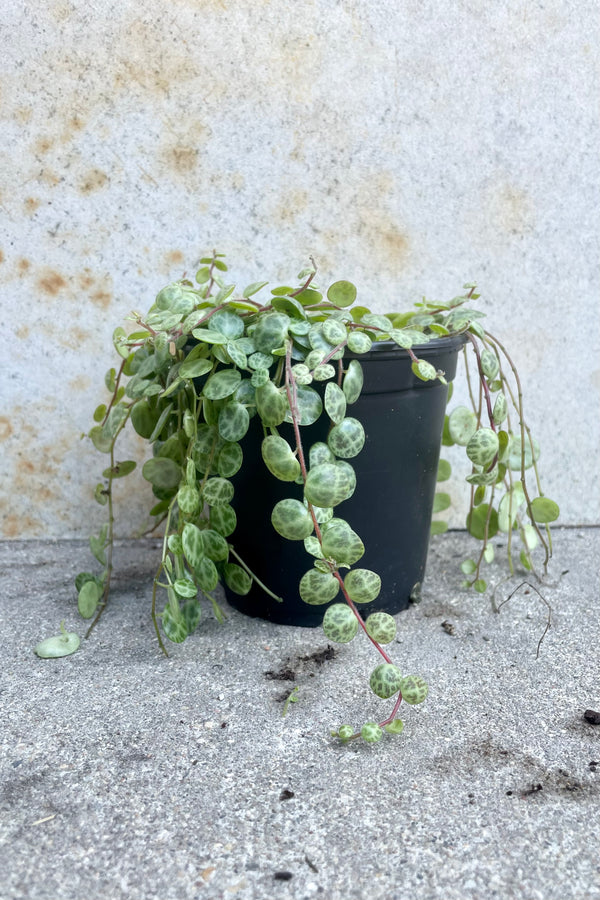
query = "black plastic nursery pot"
xmin=225 ymin=334 xmax=466 ymax=626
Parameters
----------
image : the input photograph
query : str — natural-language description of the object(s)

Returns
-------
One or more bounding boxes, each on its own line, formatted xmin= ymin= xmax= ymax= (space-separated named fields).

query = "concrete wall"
xmin=1 ymin=0 xmax=598 ymax=539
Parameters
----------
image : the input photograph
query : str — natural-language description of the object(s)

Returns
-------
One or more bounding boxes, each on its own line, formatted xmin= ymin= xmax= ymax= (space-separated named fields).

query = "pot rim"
xmin=347 ymin=332 xmax=468 ymax=358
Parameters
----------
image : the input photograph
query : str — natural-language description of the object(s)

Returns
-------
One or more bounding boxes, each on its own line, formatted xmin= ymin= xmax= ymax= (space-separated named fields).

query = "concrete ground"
xmin=1 ymin=528 xmax=599 ymax=900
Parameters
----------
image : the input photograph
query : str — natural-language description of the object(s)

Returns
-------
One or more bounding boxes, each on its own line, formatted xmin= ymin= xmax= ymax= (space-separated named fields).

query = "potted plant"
xmin=65 ymin=251 xmax=558 ymax=744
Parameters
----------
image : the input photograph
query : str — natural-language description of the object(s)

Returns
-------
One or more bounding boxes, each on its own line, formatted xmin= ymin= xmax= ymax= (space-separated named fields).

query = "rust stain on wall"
xmin=79 ymin=168 xmax=109 ymax=194
xmin=67 ymin=326 xmax=92 ymax=344
xmin=273 ymin=189 xmax=309 ymax=224
xmin=165 ymin=146 xmax=199 ymax=175
xmin=34 ymin=136 xmax=54 ymax=156
xmin=1 ymin=514 xmax=44 ymax=539
xmin=68 ymin=375 xmax=92 ymax=392
xmin=56 ymin=326 xmax=93 ymax=349
xmin=164 ymin=250 xmax=185 ymax=272
xmin=24 ymin=197 xmax=41 ymax=214
xmin=15 ymin=325 xmax=30 ymax=340
xmin=0 ymin=249 xmax=4 ymax=264
xmin=37 ymin=269 xmax=68 ymax=296
xmin=493 ymin=184 xmax=534 ymax=236
xmin=18 ymin=258 xmax=31 ymax=276
xmin=90 ymin=290 xmax=112 ymax=310
xmin=15 ymin=106 xmax=32 ymax=125
xmin=0 ymin=417 xmax=13 ymax=441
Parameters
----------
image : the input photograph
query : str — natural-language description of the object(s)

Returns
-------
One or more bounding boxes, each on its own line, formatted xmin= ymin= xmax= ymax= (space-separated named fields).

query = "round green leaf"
xmin=322 ymin=318 xmax=347 ymax=345
xmin=327 ymin=280 xmax=357 ymax=307
xmin=226 ymin=340 xmax=247 ymax=368
xmin=210 ymin=309 xmax=244 ymax=339
xmin=253 ymin=312 xmax=290 ymax=353
xmin=142 ymin=457 xmax=182 ymax=490
xmin=299 ymin=569 xmax=340 ymax=605
xmin=35 ymin=631 xmax=80 ymax=658
xmin=361 ymin=722 xmax=383 ymax=743
xmin=177 ymin=485 xmax=201 ymax=516
xmin=365 ymin=612 xmax=396 ymax=644
xmin=130 ymin=400 xmax=157 ymax=439
xmin=201 ymin=528 xmax=230 ymax=561
xmin=203 ymin=369 xmax=242 ymax=400
xmin=101 ymin=460 xmax=136 ymax=480
xmin=322 ymin=603 xmax=359 ymax=643
xmin=342 ymin=359 xmax=363 ymax=404
xmin=507 ymin=435 xmax=540 ymax=471
xmin=182 ymin=523 xmax=204 ymax=568
xmin=492 ymin=392 xmax=507 ymax=426
xmin=346 ymin=331 xmax=372 ymax=354
xmin=155 ymin=283 xmax=196 ymax=314
xmin=437 ymin=459 xmax=452 ymax=482
xmin=321 ymin=521 xmax=364 ymax=565
xmin=262 ymin=435 xmax=301 ymax=482
xmin=384 ymin=719 xmax=405 ymax=735
xmin=309 ymin=442 xmax=335 ymax=468
xmin=448 ymin=407 xmax=477 ymax=445
xmin=304 ymin=463 xmax=352 ymax=508
xmin=255 ymin=381 xmax=287 ymax=426
xmin=203 ymin=477 xmax=234 ymax=507
xmin=209 ymin=504 xmax=237 ymax=537
xmin=327 ymin=417 xmax=365 ymax=459
xmin=179 ymin=357 xmax=213 ymax=379
xmin=161 ymin=603 xmax=188 ymax=643
xmin=78 ymin=581 xmax=100 ymax=619
xmin=174 ymin=578 xmax=198 ymax=599
xmin=218 ymin=402 xmax=249 ymax=442
xmin=344 ymin=568 xmax=381 ymax=604
xmin=224 ymin=563 xmax=252 ymax=595
xmin=466 ymin=504 xmax=499 ymax=541
xmin=430 ymin=520 xmax=448 ymax=535
xmin=411 ymin=359 xmax=437 ymax=381
xmin=271 ymin=499 xmax=314 ymax=541
xmin=529 ymin=497 xmax=560 ymax=524
xmin=399 ymin=675 xmax=428 ymax=705
xmin=324 ymin=382 xmax=347 ymax=425
xmin=370 ymin=663 xmax=403 ymax=699
xmin=217 ymin=442 xmax=243 ymax=478
xmin=196 ymin=556 xmax=219 ymax=591
xmin=312 ymin=364 xmax=336 ymax=382
xmin=481 ymin=348 xmax=499 ymax=379
xmin=181 ymin=599 xmax=201 ymax=635
xmin=291 ymin=363 xmax=312 ymax=385
xmin=334 ymin=460 xmax=356 ymax=500
xmin=466 ymin=428 xmax=499 ymax=467
xmin=248 ymin=351 xmax=274 ymax=371
xmin=285 ymin=385 xmax=323 ymax=426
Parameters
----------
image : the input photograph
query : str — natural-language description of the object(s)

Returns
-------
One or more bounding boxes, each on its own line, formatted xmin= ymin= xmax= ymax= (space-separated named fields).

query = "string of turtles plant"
xmin=61 ymin=251 xmax=558 ymax=744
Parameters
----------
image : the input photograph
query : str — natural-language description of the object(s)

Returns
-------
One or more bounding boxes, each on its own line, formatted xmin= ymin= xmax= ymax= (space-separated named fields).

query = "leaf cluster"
xmin=73 ymin=253 xmax=558 ymax=742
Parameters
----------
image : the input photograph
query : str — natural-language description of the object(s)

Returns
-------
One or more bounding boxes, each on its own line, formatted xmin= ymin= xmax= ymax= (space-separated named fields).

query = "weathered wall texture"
xmin=1 ymin=0 xmax=598 ymax=538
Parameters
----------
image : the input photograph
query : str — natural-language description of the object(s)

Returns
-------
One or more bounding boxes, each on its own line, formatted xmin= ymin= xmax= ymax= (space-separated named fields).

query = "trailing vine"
xmin=63 ymin=251 xmax=558 ymax=743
